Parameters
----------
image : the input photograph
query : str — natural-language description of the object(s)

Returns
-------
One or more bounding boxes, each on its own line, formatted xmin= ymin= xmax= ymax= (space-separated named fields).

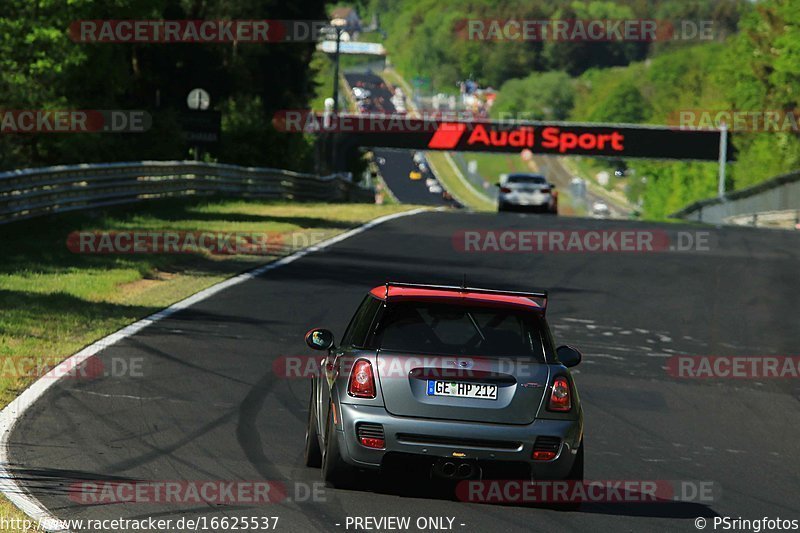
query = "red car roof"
xmin=369 ymin=284 xmax=546 ymax=312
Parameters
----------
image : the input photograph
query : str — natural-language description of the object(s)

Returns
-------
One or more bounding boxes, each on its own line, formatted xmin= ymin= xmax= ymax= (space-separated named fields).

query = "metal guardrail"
xmin=0 ymin=161 xmax=374 ymax=224
xmin=670 ymin=170 xmax=800 ymax=227
xmin=725 ymin=209 xmax=800 ymax=229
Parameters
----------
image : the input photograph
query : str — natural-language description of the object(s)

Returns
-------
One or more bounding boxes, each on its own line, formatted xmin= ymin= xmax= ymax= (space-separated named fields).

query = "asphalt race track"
xmin=344 ymin=70 xmax=452 ymax=206
xmin=8 ymin=211 xmax=800 ymax=532
xmin=373 ymin=149 xmax=450 ymax=205
xmin=344 ymin=72 xmax=395 ymax=115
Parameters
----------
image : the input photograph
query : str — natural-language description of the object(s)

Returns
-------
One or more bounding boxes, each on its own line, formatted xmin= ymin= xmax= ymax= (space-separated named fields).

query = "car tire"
xmin=322 ymin=402 xmax=356 ymax=489
xmin=304 ymin=383 xmax=322 ymax=468
xmin=498 ymin=203 xmax=507 ymax=212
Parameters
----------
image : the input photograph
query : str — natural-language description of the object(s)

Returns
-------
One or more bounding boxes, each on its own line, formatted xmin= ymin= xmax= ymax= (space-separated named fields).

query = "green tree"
xmin=0 ymin=0 xmax=327 ymax=171
xmin=491 ymin=71 xmax=574 ymax=120
xmin=542 ymin=1 xmax=646 ymax=75
xmin=587 ymin=81 xmax=649 ymax=123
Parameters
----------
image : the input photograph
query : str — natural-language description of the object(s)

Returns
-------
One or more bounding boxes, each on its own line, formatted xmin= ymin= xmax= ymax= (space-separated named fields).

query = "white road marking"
xmin=0 ymin=207 xmax=431 ymax=532
xmin=591 ymin=353 xmax=625 ymax=361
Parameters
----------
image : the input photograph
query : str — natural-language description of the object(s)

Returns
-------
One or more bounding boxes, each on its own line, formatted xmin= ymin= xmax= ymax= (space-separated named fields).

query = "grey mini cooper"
xmin=303 ymin=283 xmax=584 ymax=489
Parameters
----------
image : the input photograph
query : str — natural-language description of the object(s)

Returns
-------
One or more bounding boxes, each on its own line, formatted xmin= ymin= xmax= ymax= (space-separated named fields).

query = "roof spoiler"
xmin=384 ymin=281 xmax=548 ymax=311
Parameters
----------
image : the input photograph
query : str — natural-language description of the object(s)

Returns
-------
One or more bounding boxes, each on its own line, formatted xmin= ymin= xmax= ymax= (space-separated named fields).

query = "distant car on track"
xmin=497 ymin=173 xmax=558 ymax=214
xmin=591 ymin=201 xmax=611 ymax=219
xmin=304 ymin=282 xmax=584 ymax=490
xmin=352 ymin=87 xmax=371 ymax=100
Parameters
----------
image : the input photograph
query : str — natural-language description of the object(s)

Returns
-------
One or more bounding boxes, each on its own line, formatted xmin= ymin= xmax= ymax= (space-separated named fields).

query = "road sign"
xmin=179 ymin=110 xmax=221 ymax=145
xmin=304 ymin=115 xmax=734 ymax=162
xmin=187 ymin=88 xmax=211 ymax=110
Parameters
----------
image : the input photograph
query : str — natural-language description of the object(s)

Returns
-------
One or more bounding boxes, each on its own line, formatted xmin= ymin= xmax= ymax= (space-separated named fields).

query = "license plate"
xmin=518 ymin=193 xmax=544 ymax=205
xmin=427 ymin=380 xmax=497 ymax=400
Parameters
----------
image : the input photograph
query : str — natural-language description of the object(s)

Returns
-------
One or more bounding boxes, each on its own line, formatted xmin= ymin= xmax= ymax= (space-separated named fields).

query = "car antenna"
xmin=460 ymin=273 xmax=467 ymax=292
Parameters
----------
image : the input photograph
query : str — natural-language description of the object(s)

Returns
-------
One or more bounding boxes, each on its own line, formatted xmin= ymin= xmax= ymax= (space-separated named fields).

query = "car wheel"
xmin=498 ymin=203 xmax=507 ymax=212
xmin=304 ymin=382 xmax=322 ymax=468
xmin=322 ymin=402 xmax=356 ymax=488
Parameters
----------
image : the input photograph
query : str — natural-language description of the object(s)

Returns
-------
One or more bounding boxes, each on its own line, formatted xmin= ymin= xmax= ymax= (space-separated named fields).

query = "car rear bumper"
xmin=335 ymin=402 xmax=582 ymax=479
xmin=499 ymin=194 xmax=554 ymax=207
xmin=499 ymin=197 xmax=557 ymax=212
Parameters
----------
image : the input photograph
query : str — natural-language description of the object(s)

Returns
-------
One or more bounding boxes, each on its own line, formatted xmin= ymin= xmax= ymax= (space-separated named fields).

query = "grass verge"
xmin=562 ymin=156 xmax=634 ymax=209
xmin=0 ymin=198 xmax=420 ymax=529
xmin=381 ymin=68 xmax=415 ymax=102
xmin=459 ymin=152 xmax=529 ymax=184
xmin=426 ymin=152 xmax=496 ymax=211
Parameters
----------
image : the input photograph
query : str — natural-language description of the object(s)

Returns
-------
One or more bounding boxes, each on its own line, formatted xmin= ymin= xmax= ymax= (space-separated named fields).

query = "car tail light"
xmin=541 ymin=187 xmax=551 ymax=193
xmin=548 ymin=376 xmax=571 ymax=412
xmin=348 ymin=359 xmax=376 ymax=398
xmin=500 ymin=187 xmax=512 ymax=193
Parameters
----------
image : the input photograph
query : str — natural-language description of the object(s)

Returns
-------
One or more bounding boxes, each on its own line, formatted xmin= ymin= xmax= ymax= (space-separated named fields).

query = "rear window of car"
xmin=372 ymin=302 xmax=546 ymax=360
xmin=507 ymin=175 xmax=546 ymax=184
xmin=340 ymin=295 xmax=382 ymax=348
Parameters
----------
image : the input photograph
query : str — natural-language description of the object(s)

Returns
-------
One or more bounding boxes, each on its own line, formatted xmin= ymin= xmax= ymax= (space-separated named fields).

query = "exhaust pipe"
xmin=456 ymin=463 xmax=474 ymax=478
xmin=441 ymin=462 xmax=456 ymax=477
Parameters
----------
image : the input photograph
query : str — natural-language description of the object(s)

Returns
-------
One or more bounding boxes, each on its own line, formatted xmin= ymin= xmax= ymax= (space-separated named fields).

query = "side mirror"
xmin=556 ymin=345 xmax=582 ymax=368
xmin=305 ymin=328 xmax=335 ymax=351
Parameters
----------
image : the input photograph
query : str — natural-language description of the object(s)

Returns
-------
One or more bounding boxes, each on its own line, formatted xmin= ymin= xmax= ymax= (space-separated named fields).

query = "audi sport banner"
xmin=273 ymin=112 xmax=733 ymax=161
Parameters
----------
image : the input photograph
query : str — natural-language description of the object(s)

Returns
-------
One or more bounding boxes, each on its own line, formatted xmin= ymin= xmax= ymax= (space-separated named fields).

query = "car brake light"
xmin=541 ymin=187 xmax=551 ymax=193
xmin=348 ymin=359 xmax=376 ymax=398
xmin=360 ymin=437 xmax=385 ymax=449
xmin=548 ymin=376 xmax=571 ymax=411
xmin=500 ymin=187 xmax=512 ymax=193
xmin=532 ymin=450 xmax=557 ymax=460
